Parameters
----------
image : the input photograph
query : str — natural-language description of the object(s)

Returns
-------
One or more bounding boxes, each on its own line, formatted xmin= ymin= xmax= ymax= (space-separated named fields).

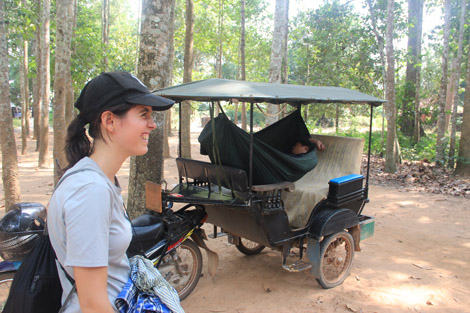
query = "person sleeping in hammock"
xmin=290 ymin=137 xmax=325 ymax=157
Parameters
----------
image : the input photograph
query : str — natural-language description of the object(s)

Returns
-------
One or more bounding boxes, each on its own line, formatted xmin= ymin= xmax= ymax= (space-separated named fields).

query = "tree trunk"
xmin=402 ymin=0 xmax=423 ymax=138
xmin=20 ymin=35 xmax=29 ymax=155
xmin=435 ymin=0 xmax=451 ymax=164
xmin=266 ymin=0 xmax=288 ymax=126
xmin=448 ymin=0 xmax=466 ymax=168
xmin=65 ymin=0 xmax=77 ymax=125
xmin=385 ymin=0 xmax=398 ymax=173
xmin=0 ymin=0 xmax=21 ymax=210
xmin=240 ymin=0 xmax=247 ymax=131
xmin=455 ymin=31 xmax=470 ymax=176
xmin=281 ymin=0 xmax=289 ymax=85
xmin=127 ymin=0 xmax=175 ymax=219
xmin=445 ymin=59 xmax=458 ymax=129
xmin=101 ymin=0 xmax=109 ymax=71
xmin=53 ymin=0 xmax=74 ymax=181
xmin=366 ymin=0 xmax=387 ymax=151
xmin=33 ymin=0 xmax=41 ymax=145
xmin=38 ymin=0 xmax=51 ymax=168
xmin=181 ymin=0 xmax=194 ymax=159
xmin=413 ymin=0 xmax=423 ymax=143
xmin=163 ymin=3 xmax=176 ymax=159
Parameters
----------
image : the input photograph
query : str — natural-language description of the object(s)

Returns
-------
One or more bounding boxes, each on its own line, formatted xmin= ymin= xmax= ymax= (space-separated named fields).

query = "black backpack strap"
xmin=58 ymin=261 xmax=75 ymax=285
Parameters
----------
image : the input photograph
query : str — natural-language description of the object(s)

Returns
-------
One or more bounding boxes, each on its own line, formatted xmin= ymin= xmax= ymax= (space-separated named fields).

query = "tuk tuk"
xmin=154 ymin=79 xmax=383 ymax=289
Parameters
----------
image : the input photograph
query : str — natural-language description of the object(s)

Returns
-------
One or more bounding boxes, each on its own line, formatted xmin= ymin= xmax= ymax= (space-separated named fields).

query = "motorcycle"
xmin=0 ymin=195 xmax=215 ymax=309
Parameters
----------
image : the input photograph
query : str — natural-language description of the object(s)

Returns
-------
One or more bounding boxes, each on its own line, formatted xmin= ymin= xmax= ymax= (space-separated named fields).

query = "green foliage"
xmin=173 ymin=0 xmax=271 ymax=83
xmin=288 ymin=1 xmax=385 ymax=123
xmin=71 ymin=0 xmax=139 ymax=93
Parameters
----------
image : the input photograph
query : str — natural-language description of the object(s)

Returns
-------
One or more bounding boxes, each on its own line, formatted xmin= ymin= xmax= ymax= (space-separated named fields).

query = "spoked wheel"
xmin=236 ymin=238 xmax=265 ymax=255
xmin=0 ymin=272 xmax=15 ymax=310
xmin=158 ymin=239 xmax=203 ymax=300
xmin=316 ymin=231 xmax=354 ymax=289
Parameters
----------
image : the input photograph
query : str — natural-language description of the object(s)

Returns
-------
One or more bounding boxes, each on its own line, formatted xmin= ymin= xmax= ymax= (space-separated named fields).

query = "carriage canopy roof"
xmin=153 ymin=78 xmax=385 ymax=106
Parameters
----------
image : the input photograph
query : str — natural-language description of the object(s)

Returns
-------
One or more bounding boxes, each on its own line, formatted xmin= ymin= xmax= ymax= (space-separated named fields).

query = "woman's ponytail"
xmin=65 ymin=115 xmax=91 ymax=168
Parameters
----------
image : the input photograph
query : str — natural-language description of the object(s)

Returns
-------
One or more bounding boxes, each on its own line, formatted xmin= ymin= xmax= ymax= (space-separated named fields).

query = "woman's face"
xmin=112 ymin=104 xmax=157 ymax=156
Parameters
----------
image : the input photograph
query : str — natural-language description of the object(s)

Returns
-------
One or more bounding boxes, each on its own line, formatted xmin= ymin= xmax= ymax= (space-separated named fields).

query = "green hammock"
xmin=198 ymin=110 xmax=318 ymax=185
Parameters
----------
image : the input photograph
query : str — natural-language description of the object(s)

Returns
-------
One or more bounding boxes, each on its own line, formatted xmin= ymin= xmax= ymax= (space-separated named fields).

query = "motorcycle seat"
xmin=130 ymin=214 xmax=164 ymax=243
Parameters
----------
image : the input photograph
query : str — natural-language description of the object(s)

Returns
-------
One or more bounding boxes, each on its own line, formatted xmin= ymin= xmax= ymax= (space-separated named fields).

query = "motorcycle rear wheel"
xmin=0 ymin=271 xmax=15 ymax=310
xmin=158 ymin=239 xmax=203 ymax=300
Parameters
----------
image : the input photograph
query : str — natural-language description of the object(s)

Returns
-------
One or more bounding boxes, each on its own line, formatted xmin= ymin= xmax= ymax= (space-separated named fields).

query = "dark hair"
xmin=65 ymin=103 xmax=135 ymax=168
xmin=291 ymin=138 xmax=313 ymax=154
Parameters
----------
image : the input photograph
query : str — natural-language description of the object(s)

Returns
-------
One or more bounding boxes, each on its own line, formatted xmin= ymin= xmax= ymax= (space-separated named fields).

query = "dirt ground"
xmin=1 ymin=128 xmax=469 ymax=313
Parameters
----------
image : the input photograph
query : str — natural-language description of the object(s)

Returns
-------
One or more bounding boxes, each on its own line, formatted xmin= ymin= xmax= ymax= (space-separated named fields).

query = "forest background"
xmin=1 ymin=0 xmax=470 ymax=216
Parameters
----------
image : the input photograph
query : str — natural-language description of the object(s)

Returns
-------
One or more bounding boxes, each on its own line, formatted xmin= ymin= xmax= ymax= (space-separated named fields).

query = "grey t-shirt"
xmin=48 ymin=157 xmax=132 ymax=312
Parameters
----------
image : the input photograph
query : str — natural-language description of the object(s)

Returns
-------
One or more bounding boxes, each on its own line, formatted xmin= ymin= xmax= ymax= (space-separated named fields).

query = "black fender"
xmin=308 ymin=208 xmax=359 ymax=240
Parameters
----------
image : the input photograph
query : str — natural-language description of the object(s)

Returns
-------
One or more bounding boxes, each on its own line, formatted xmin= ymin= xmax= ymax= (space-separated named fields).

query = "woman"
xmin=47 ymin=72 xmax=174 ymax=313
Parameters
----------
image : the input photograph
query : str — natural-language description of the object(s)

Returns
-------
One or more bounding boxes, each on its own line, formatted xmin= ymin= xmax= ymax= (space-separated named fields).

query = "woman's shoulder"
xmin=57 ymin=158 xmax=112 ymax=192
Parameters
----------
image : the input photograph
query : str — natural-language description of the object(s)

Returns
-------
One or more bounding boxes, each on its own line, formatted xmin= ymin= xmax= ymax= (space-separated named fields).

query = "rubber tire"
xmin=160 ymin=239 xmax=203 ymax=300
xmin=0 ymin=271 xmax=15 ymax=310
xmin=236 ymin=238 xmax=266 ymax=255
xmin=315 ymin=231 xmax=354 ymax=289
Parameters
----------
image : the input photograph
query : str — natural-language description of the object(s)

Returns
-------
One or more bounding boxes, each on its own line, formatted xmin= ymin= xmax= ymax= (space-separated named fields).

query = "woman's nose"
xmin=148 ymin=118 xmax=157 ymax=129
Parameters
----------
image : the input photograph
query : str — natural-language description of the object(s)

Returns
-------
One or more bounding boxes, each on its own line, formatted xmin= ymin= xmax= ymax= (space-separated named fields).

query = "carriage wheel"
xmin=315 ymin=231 xmax=354 ymax=289
xmin=236 ymin=238 xmax=265 ymax=255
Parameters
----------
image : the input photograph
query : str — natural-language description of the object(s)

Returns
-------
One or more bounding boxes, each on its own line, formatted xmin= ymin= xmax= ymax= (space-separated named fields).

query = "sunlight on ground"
xmin=371 ymin=286 xmax=446 ymax=307
xmin=396 ymin=201 xmax=417 ymax=207
xmin=417 ymin=216 xmax=432 ymax=224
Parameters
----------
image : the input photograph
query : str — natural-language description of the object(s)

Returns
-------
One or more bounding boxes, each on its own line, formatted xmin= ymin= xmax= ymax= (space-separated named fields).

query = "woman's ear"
xmin=101 ymin=111 xmax=116 ymax=133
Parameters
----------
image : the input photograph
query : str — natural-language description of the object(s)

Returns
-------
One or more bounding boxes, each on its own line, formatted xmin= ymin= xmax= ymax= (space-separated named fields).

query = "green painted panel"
xmin=360 ymin=217 xmax=375 ymax=241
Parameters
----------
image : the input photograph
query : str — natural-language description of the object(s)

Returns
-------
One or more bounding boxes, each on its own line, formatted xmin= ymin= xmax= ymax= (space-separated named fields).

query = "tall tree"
xmin=401 ymin=0 xmax=424 ymax=140
xmin=435 ymin=0 xmax=451 ymax=164
xmin=163 ymin=0 xmax=176 ymax=159
xmin=412 ymin=0 xmax=424 ymax=143
xmin=127 ymin=0 xmax=175 ymax=219
xmin=33 ymin=0 xmax=41 ymax=145
xmin=65 ymin=0 xmax=77 ymax=125
xmin=366 ymin=0 xmax=387 ymax=151
xmin=448 ymin=0 xmax=466 ymax=168
xmin=102 ymin=0 xmax=110 ymax=71
xmin=38 ymin=0 xmax=51 ymax=168
xmin=19 ymin=0 xmax=30 ymax=155
xmin=266 ymin=0 xmax=288 ymax=125
xmin=0 ymin=0 xmax=21 ymax=210
xmin=53 ymin=0 xmax=74 ymax=178
xmin=455 ymin=33 xmax=470 ymax=176
xmin=181 ymin=0 xmax=194 ymax=158
xmin=385 ymin=0 xmax=398 ymax=173
xmin=240 ymin=0 xmax=247 ymax=131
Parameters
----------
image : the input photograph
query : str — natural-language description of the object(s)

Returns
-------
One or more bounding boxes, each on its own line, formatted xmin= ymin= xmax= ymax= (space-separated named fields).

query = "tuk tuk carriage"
xmin=154 ymin=79 xmax=383 ymax=289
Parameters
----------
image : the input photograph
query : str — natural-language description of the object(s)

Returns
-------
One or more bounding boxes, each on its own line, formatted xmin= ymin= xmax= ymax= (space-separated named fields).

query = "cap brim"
xmin=126 ymin=93 xmax=175 ymax=111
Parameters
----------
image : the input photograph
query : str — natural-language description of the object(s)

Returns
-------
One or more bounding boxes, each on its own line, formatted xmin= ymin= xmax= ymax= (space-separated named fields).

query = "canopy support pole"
xmin=249 ymin=100 xmax=254 ymax=193
xmin=365 ymin=104 xmax=374 ymax=199
xmin=178 ymin=101 xmax=182 ymax=185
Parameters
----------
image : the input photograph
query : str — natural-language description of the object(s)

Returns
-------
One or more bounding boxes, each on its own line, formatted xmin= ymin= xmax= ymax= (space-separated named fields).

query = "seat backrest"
xmin=300 ymin=134 xmax=365 ymax=185
xmin=176 ymin=158 xmax=249 ymax=194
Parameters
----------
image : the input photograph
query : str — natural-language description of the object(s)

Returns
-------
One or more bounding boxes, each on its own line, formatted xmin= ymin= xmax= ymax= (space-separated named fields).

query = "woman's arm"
xmin=309 ymin=137 xmax=325 ymax=151
xmin=73 ymin=266 xmax=115 ymax=313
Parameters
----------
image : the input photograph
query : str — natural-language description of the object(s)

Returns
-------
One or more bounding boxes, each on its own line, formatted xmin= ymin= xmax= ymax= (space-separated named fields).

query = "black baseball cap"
xmin=75 ymin=72 xmax=175 ymax=123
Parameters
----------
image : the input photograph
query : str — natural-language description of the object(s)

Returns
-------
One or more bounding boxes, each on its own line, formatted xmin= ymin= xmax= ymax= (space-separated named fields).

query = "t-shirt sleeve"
xmin=62 ymin=182 xmax=113 ymax=268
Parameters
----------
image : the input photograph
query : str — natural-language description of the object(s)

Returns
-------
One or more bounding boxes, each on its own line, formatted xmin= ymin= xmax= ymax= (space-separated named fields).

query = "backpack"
xmin=2 ymin=232 xmax=69 ymax=313
xmin=2 ymin=169 xmax=93 ymax=313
